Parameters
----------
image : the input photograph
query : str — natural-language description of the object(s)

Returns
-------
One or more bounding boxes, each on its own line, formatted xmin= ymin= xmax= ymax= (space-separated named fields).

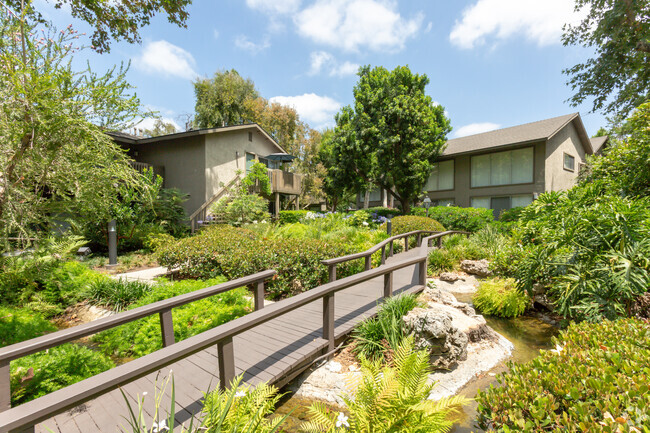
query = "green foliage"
xmin=211 ymin=191 xmax=270 ymax=227
xmin=352 ymin=294 xmax=419 ymax=362
xmin=242 ymin=162 xmax=272 ymax=196
xmin=412 ymin=206 xmax=493 ymax=232
xmin=278 ymin=210 xmax=309 ymax=224
xmin=583 ymin=101 xmax=650 ymax=198
xmin=10 ymin=344 xmax=115 ymax=406
xmin=0 ymin=306 xmax=56 ymax=347
xmin=0 ymin=12 xmax=148 ymax=240
xmin=382 ymin=215 xmax=445 ymax=236
xmin=428 ymin=227 xmax=509 ymax=274
xmin=156 ymin=225 xmax=358 ymax=299
xmin=472 ymin=278 xmax=530 ymax=318
xmin=562 ymin=0 xmax=650 ymax=117
xmin=366 ymin=206 xmax=402 ymax=218
xmin=93 ymin=277 xmax=250 ymax=358
xmin=86 ymin=278 xmax=152 ymax=312
xmin=511 ymin=183 xmax=650 ymax=322
xmin=346 ymin=210 xmax=371 ymax=228
xmin=194 ymin=69 xmax=259 ymax=128
xmin=303 ymin=337 xmax=468 ymax=433
xmin=476 ymin=318 xmax=650 ymax=432
xmin=42 ymin=261 xmax=105 ymax=308
xmin=201 ymin=375 xmax=286 ymax=433
xmin=497 ymin=206 xmax=525 ymax=223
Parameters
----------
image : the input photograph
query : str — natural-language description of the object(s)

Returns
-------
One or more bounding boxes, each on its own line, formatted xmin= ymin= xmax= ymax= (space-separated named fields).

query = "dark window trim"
xmin=563 ymin=152 xmax=576 ymax=172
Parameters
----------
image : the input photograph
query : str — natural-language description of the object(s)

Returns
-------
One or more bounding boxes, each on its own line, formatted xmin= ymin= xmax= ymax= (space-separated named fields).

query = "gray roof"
xmin=590 ymin=135 xmax=609 ymax=154
xmin=443 ymin=113 xmax=591 ymax=156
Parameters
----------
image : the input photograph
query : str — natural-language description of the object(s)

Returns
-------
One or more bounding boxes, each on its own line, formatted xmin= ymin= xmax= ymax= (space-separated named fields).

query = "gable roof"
xmin=589 ymin=135 xmax=609 ymax=154
xmin=443 ymin=113 xmax=593 ymax=156
xmin=108 ymin=123 xmax=287 ymax=154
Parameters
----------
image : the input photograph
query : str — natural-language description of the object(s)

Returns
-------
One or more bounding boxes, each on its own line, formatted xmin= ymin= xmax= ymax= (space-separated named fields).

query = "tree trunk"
xmin=400 ymin=197 xmax=411 ymax=215
xmin=363 ymin=190 xmax=370 ymax=209
xmin=382 ymin=189 xmax=388 ymax=207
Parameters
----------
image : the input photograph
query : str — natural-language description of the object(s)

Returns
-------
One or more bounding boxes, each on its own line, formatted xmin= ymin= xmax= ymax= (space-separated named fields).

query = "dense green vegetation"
xmin=0 ymin=306 xmax=56 ymax=347
xmin=382 ymin=215 xmax=445 ymax=236
xmin=472 ymin=278 xmax=530 ymax=319
xmin=412 ymin=206 xmax=493 ymax=232
xmin=476 ymin=318 xmax=650 ymax=432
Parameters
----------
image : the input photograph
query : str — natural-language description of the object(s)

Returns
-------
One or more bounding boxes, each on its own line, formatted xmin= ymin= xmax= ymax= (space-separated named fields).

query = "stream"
xmin=275 ymin=291 xmax=559 ymax=432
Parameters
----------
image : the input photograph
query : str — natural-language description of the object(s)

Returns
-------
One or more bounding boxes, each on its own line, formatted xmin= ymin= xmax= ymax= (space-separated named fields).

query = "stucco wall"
xmin=204 ymin=128 xmax=281 ymax=198
xmin=427 ymin=141 xmax=546 ymax=207
xmin=128 ymin=135 xmax=206 ymax=215
xmin=544 ymin=120 xmax=587 ymax=191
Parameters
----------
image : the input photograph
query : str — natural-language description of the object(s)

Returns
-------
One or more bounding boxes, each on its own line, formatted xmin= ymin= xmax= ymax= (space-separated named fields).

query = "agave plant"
xmin=302 ymin=336 xmax=468 ymax=433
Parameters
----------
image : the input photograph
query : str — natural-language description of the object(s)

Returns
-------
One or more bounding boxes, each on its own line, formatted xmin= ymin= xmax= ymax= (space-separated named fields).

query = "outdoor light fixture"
xmin=423 ymin=196 xmax=432 ymax=217
xmin=108 ymin=219 xmax=118 ymax=266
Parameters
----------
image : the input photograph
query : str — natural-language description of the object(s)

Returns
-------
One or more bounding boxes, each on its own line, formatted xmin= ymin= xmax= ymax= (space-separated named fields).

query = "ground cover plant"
xmin=472 ymin=278 xmax=530 ymax=318
xmin=93 ymin=277 xmax=248 ymax=358
xmin=381 ymin=215 xmax=445 ymax=236
xmin=476 ymin=318 xmax=650 ymax=432
xmin=86 ymin=278 xmax=152 ymax=312
xmin=412 ymin=206 xmax=493 ymax=232
xmin=0 ymin=306 xmax=56 ymax=347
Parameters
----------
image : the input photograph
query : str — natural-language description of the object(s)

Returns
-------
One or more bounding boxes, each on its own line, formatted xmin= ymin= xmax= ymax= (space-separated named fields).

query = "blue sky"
xmin=38 ymin=0 xmax=606 ymax=137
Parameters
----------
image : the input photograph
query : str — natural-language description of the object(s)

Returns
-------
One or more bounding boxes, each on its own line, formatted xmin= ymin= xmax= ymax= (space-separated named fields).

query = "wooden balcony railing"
xmin=268 ymin=169 xmax=301 ymax=195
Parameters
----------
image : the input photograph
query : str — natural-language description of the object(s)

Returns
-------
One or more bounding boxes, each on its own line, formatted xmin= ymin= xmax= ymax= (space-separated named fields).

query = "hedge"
xmin=366 ymin=207 xmax=402 ymax=218
xmin=156 ymin=225 xmax=360 ymax=299
xmin=381 ymin=215 xmax=445 ymax=236
xmin=278 ymin=210 xmax=309 ymax=224
xmin=412 ymin=206 xmax=493 ymax=232
xmin=476 ymin=318 xmax=650 ymax=432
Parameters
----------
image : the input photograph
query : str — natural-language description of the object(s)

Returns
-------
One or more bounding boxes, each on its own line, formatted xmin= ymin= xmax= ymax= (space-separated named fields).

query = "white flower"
xmin=362 ymin=221 xmax=369 ymax=226
xmin=142 ymin=392 xmax=148 ymax=397
xmin=152 ymin=419 xmax=169 ymax=432
xmin=235 ymin=390 xmax=246 ymax=398
xmin=253 ymin=220 xmax=258 ymax=224
xmin=336 ymin=412 xmax=349 ymax=428
xmin=550 ymin=344 xmax=564 ymax=354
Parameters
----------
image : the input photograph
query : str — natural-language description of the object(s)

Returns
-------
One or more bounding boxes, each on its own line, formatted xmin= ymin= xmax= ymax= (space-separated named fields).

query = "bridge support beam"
xmin=0 ymin=360 xmax=9 ymax=413
xmin=218 ymin=337 xmax=235 ymax=391
xmin=159 ymin=308 xmax=175 ymax=347
xmin=323 ymin=294 xmax=335 ymax=353
xmin=383 ymin=272 xmax=393 ymax=298
xmin=254 ymin=281 xmax=265 ymax=311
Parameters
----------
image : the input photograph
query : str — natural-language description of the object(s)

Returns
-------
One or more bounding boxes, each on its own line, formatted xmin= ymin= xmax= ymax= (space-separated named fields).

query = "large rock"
xmin=460 ymin=259 xmax=491 ymax=277
xmin=402 ymin=307 xmax=468 ymax=370
xmin=439 ymin=272 xmax=459 ymax=282
xmin=422 ymin=284 xmax=476 ymax=316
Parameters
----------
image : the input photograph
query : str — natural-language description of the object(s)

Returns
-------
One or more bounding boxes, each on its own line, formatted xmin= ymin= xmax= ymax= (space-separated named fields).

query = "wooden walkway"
xmin=32 ymin=248 xmax=428 ymax=433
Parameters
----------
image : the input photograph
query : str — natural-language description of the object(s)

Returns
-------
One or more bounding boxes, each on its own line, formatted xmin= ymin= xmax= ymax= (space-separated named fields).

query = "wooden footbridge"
xmin=0 ymin=230 xmax=466 ymax=433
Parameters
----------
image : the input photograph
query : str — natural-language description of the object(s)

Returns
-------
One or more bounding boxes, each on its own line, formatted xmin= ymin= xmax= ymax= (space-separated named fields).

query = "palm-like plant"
xmin=302 ymin=336 xmax=468 ymax=433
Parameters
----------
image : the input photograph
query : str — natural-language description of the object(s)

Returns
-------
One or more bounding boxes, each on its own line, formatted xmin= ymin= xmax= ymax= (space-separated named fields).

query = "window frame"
xmin=563 ymin=152 xmax=576 ymax=172
xmin=426 ymin=159 xmax=455 ymax=192
xmin=470 ymin=146 xmax=535 ymax=189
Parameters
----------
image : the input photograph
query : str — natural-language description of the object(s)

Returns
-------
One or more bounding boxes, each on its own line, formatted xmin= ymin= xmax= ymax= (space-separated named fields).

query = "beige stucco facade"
xmin=544 ymin=119 xmax=586 ymax=191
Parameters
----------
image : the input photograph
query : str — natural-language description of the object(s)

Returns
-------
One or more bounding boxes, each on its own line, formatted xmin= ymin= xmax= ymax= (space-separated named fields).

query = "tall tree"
xmin=143 ymin=119 xmax=178 ymax=137
xmin=5 ymin=0 xmax=191 ymax=53
xmin=193 ymin=70 xmax=259 ymax=128
xmin=325 ymin=65 xmax=450 ymax=214
xmin=0 ymin=8 xmax=149 ymax=242
xmin=563 ymin=0 xmax=650 ymax=117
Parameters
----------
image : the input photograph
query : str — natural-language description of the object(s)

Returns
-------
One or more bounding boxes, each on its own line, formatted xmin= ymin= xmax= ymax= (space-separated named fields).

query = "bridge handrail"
xmin=321 ymin=229 xmax=440 ymax=281
xmin=0 ymin=254 xmax=428 ymax=433
xmin=421 ymin=230 xmax=471 ymax=248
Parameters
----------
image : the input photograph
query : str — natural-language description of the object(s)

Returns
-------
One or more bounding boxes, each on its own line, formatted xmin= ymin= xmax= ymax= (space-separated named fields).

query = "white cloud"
xmin=308 ymin=51 xmax=359 ymax=77
xmin=234 ymin=35 xmax=271 ymax=53
xmin=134 ymin=40 xmax=197 ymax=79
xmin=270 ymin=93 xmax=341 ymax=128
xmin=453 ymin=122 xmax=501 ymax=138
xmin=245 ymin=0 xmax=301 ymax=15
xmin=450 ymin=0 xmax=585 ymax=49
xmin=295 ymin=0 xmax=423 ymax=52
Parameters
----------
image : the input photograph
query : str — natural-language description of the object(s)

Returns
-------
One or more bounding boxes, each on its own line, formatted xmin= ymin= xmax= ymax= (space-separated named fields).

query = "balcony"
xmin=268 ymin=169 xmax=302 ymax=195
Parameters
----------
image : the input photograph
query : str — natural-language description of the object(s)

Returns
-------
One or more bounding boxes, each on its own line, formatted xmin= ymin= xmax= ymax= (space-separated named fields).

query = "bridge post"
xmin=364 ymin=255 xmax=371 ymax=271
xmin=218 ymin=337 xmax=235 ymax=391
xmin=437 ymin=237 xmax=443 ymax=248
xmin=323 ymin=294 xmax=335 ymax=352
xmin=383 ymin=272 xmax=393 ymax=298
xmin=418 ymin=258 xmax=427 ymax=287
xmin=389 ymin=240 xmax=394 ymax=257
xmin=328 ymin=264 xmax=337 ymax=282
xmin=404 ymin=236 xmax=409 ymax=252
xmin=159 ymin=308 xmax=175 ymax=347
xmin=254 ymin=280 xmax=265 ymax=311
xmin=380 ymin=246 xmax=386 ymax=265
xmin=0 ymin=360 xmax=9 ymax=413
xmin=416 ymin=233 xmax=421 ymax=247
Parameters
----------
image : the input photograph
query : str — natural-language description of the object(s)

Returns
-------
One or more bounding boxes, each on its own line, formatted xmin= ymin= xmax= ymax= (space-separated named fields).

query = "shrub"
xmin=86 ymin=278 xmax=152 ymax=311
xmin=10 ymin=344 xmax=115 ymax=405
xmin=381 ymin=215 xmax=445 ymax=236
xmin=93 ymin=278 xmax=250 ymax=358
xmin=278 ymin=210 xmax=309 ymax=224
xmin=42 ymin=261 xmax=105 ymax=309
xmin=427 ymin=228 xmax=507 ymax=274
xmin=476 ymin=318 xmax=650 ymax=432
xmin=498 ymin=206 xmax=525 ymax=223
xmin=156 ymin=225 xmax=358 ymax=299
xmin=352 ymin=293 xmax=420 ymax=361
xmin=212 ymin=193 xmax=271 ymax=226
xmin=304 ymin=337 xmax=468 ymax=433
xmin=0 ymin=306 xmax=56 ymax=347
xmin=412 ymin=206 xmax=493 ymax=232
xmin=472 ymin=278 xmax=530 ymax=318
xmin=346 ymin=210 xmax=372 ymax=227
xmin=366 ymin=206 xmax=402 ymax=218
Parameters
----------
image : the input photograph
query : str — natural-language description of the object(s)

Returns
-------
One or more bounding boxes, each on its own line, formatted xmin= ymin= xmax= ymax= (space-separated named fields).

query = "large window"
xmin=471 ymin=147 xmax=533 ymax=187
xmin=425 ymin=160 xmax=454 ymax=191
xmin=471 ymin=194 xmax=534 ymax=218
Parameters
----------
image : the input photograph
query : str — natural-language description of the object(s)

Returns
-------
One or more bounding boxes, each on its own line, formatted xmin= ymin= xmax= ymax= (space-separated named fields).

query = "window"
xmin=471 ymin=194 xmax=534 ymax=216
xmin=471 ymin=147 xmax=534 ymax=187
xmin=425 ymin=160 xmax=454 ymax=191
xmin=245 ymin=152 xmax=256 ymax=173
xmin=564 ymin=153 xmax=575 ymax=171
xmin=248 ymin=131 xmax=253 ymax=142
xmin=433 ymin=199 xmax=455 ymax=206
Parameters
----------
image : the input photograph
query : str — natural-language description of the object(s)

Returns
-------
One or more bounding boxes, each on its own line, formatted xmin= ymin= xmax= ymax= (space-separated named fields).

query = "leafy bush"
xmin=476 ymin=318 xmax=650 ymax=432
xmin=211 ymin=193 xmax=270 ymax=226
xmin=157 ymin=225 xmax=359 ymax=299
xmin=498 ymin=206 xmax=525 ymax=223
xmin=94 ymin=278 xmax=250 ymax=358
xmin=428 ymin=227 xmax=508 ymax=274
xmin=472 ymin=278 xmax=530 ymax=318
xmin=0 ymin=306 xmax=56 ymax=347
xmin=366 ymin=206 xmax=402 ymax=218
xmin=412 ymin=206 xmax=493 ymax=232
xmin=42 ymin=261 xmax=105 ymax=309
xmin=352 ymin=293 xmax=420 ymax=362
xmin=304 ymin=337 xmax=468 ymax=433
xmin=381 ymin=215 xmax=445 ymax=236
xmin=10 ymin=344 xmax=115 ymax=405
xmin=278 ymin=210 xmax=309 ymax=224
xmin=86 ymin=278 xmax=152 ymax=311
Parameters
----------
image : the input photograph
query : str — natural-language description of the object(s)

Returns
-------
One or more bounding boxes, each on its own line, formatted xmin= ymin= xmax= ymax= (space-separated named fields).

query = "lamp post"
xmin=423 ymin=196 xmax=432 ymax=218
xmin=108 ymin=219 xmax=118 ymax=266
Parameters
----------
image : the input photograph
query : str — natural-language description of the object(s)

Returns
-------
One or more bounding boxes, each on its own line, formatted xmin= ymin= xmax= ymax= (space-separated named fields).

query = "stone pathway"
xmin=112 ymin=266 xmax=168 ymax=283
